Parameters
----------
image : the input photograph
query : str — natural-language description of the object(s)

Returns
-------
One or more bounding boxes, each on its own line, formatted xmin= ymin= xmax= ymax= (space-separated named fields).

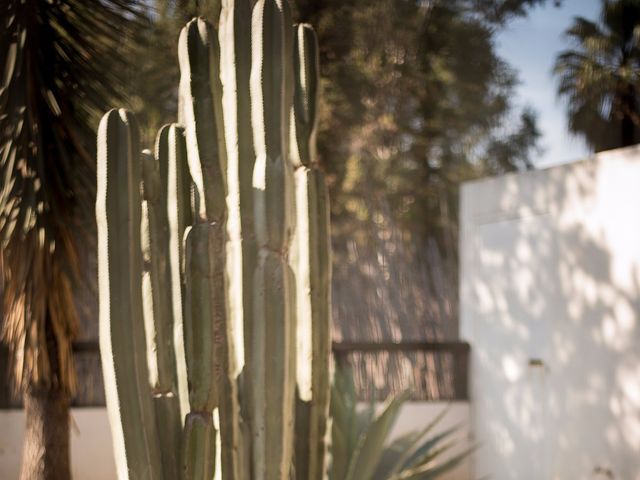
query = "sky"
xmin=496 ymin=0 xmax=601 ymax=168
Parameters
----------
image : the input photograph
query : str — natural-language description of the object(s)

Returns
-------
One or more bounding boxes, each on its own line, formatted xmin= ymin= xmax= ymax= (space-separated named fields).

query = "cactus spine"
xmin=290 ymin=24 xmax=332 ymax=480
xmin=97 ymin=3 xmax=330 ymax=480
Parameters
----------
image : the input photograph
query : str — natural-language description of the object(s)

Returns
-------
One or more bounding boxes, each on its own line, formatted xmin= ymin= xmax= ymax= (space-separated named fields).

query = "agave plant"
xmin=329 ymin=368 xmax=473 ymax=480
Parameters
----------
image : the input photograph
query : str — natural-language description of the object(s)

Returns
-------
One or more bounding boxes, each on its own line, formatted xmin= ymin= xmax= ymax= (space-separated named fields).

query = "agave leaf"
xmin=373 ymin=430 xmax=424 ymax=480
xmin=409 ymin=439 xmax=458 ymax=469
xmin=343 ymin=391 xmax=411 ymax=480
xmin=331 ymin=370 xmax=472 ymax=480
xmin=388 ymin=439 xmax=460 ymax=480
xmin=394 ymin=424 xmax=462 ymax=472
xmin=387 ymin=405 xmax=451 ymax=476
xmin=392 ymin=446 xmax=476 ymax=480
xmin=330 ymin=368 xmax=360 ymax=479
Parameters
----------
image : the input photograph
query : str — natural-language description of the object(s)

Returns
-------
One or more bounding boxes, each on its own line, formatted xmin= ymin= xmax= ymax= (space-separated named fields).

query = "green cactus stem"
xmin=179 ymin=17 xmax=227 ymax=223
xmin=96 ymin=109 xmax=163 ymax=480
xmin=218 ymin=1 xmax=255 ymax=476
xmin=183 ymin=224 xmax=220 ymax=413
xmin=156 ymin=123 xmax=192 ymax=422
xmin=182 ymin=412 xmax=216 ymax=480
xmin=141 ymin=148 xmax=175 ymax=396
xmin=290 ymin=24 xmax=332 ymax=480
xmin=250 ymin=1 xmax=297 ymax=478
xmin=290 ymin=24 xmax=320 ymax=169
xmin=180 ymin=16 xmax=245 ymax=479
xmin=141 ymin=147 xmax=182 ymax=479
xmin=96 ymin=8 xmax=332 ymax=480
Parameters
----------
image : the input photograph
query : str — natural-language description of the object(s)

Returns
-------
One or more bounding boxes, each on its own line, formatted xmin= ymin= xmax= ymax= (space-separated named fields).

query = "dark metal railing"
xmin=0 ymin=339 xmax=470 ymax=407
xmin=332 ymin=340 xmax=470 ymax=401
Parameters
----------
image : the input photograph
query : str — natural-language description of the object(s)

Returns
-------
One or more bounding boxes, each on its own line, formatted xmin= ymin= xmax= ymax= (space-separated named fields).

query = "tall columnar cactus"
xmin=97 ymin=109 xmax=163 ymax=480
xmin=141 ymin=146 xmax=183 ymax=478
xmin=155 ymin=123 xmax=192 ymax=423
xmin=218 ymin=0 xmax=255 ymax=443
xmin=97 ymin=2 xmax=331 ymax=480
xmin=179 ymin=17 xmax=247 ymax=480
xmin=250 ymin=1 xmax=296 ymax=478
xmin=289 ymin=24 xmax=332 ymax=480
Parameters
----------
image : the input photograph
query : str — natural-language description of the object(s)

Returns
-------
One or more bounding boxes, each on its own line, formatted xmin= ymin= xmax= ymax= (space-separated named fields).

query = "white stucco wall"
xmin=390 ymin=402 xmax=471 ymax=480
xmin=0 ymin=408 xmax=116 ymax=480
xmin=0 ymin=403 xmax=470 ymax=479
xmin=460 ymin=145 xmax=640 ymax=480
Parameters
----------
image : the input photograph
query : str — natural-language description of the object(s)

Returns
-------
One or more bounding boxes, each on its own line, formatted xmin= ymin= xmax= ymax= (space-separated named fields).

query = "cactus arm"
xmin=291 ymin=167 xmax=331 ymax=480
xmin=182 ymin=224 xmax=220 ymax=480
xmin=250 ymin=1 xmax=297 ymax=478
xmin=141 ymin=147 xmax=177 ymax=394
xmin=290 ymin=24 xmax=332 ymax=480
xmin=290 ymin=24 xmax=320 ymax=169
xmin=182 ymin=220 xmax=239 ymax=480
xmin=282 ymin=1 xmax=294 ymax=154
xmin=179 ymin=17 xmax=227 ymax=223
xmin=181 ymin=14 xmax=246 ymax=480
xmin=282 ymin=2 xmax=297 ymax=247
xmin=219 ymin=2 xmax=255 ymax=477
xmin=182 ymin=412 xmax=216 ymax=480
xmin=251 ymin=0 xmax=289 ymax=252
xmin=141 ymin=147 xmax=183 ymax=479
xmin=96 ymin=109 xmax=163 ymax=480
xmin=157 ymin=123 xmax=193 ymax=422
xmin=252 ymin=251 xmax=296 ymax=479
xmin=312 ymin=170 xmax=332 ymax=480
xmin=219 ymin=0 xmax=254 ymax=391
xmin=183 ymin=224 xmax=219 ymax=413
xmin=290 ymin=167 xmax=318 ymax=479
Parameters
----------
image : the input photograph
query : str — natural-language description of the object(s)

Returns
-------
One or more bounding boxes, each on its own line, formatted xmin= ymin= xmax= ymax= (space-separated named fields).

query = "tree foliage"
xmin=293 ymin=0 xmax=545 ymax=340
xmin=554 ymin=0 xmax=640 ymax=151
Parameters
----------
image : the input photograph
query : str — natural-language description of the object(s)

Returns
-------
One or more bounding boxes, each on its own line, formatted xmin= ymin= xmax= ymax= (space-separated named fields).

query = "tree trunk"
xmin=20 ymin=386 xmax=72 ymax=480
xmin=621 ymin=110 xmax=635 ymax=147
xmin=620 ymin=82 xmax=636 ymax=147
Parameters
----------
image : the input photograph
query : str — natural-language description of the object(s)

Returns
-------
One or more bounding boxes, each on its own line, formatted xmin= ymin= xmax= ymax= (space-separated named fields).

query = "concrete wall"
xmin=390 ymin=402 xmax=471 ymax=480
xmin=0 ymin=408 xmax=116 ymax=480
xmin=460 ymin=146 xmax=640 ymax=480
xmin=0 ymin=403 xmax=470 ymax=479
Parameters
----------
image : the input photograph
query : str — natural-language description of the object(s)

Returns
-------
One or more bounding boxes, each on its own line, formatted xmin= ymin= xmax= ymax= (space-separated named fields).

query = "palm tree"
xmin=0 ymin=2 xmax=145 ymax=478
xmin=554 ymin=0 xmax=640 ymax=151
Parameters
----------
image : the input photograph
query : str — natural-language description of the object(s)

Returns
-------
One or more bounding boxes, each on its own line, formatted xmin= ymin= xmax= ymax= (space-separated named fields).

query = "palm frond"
xmin=554 ymin=1 xmax=640 ymax=151
xmin=565 ymin=17 xmax=605 ymax=43
xmin=0 ymin=0 xmax=148 ymax=394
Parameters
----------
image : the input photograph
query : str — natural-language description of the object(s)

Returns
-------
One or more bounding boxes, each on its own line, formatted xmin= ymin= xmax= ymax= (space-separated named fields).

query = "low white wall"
xmin=0 ymin=403 xmax=469 ymax=479
xmin=0 ymin=408 xmax=116 ymax=480
xmin=390 ymin=402 xmax=471 ymax=480
xmin=461 ymin=145 xmax=640 ymax=479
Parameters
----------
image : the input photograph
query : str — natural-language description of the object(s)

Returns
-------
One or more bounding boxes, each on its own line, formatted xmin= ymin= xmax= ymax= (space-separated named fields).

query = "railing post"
xmin=453 ymin=343 xmax=470 ymax=400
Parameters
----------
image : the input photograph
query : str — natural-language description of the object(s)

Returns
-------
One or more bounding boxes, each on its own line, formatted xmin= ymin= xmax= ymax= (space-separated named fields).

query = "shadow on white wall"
xmin=461 ymin=145 xmax=640 ymax=479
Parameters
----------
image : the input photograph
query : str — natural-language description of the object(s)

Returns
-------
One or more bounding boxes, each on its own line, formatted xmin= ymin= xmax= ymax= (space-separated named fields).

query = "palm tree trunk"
xmin=621 ymin=82 xmax=636 ymax=147
xmin=20 ymin=319 xmax=72 ymax=480
xmin=20 ymin=385 xmax=71 ymax=480
xmin=621 ymin=111 xmax=635 ymax=147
